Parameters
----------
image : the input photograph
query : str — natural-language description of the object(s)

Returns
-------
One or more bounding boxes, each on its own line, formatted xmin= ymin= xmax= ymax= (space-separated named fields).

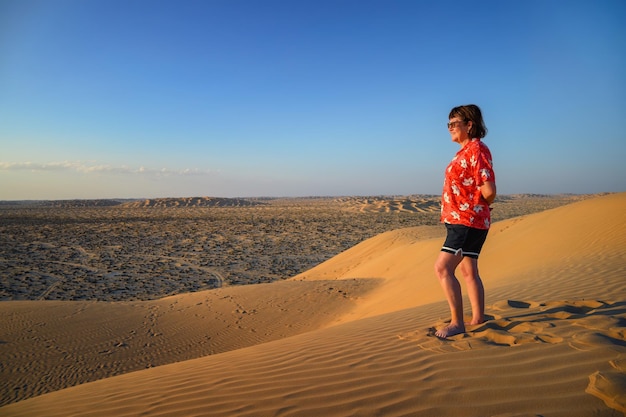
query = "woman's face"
xmin=447 ymin=117 xmax=471 ymax=144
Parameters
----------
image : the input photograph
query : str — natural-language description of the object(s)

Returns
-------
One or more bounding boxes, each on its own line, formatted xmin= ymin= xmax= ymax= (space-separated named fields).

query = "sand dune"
xmin=1 ymin=193 xmax=625 ymax=416
xmin=0 ymin=279 xmax=379 ymax=406
xmin=336 ymin=196 xmax=442 ymax=213
xmin=333 ymin=194 xmax=587 ymax=216
xmin=120 ymin=197 xmax=265 ymax=208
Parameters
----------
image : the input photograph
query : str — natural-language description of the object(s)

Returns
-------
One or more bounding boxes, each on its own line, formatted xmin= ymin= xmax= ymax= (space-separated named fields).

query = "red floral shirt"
xmin=440 ymin=139 xmax=495 ymax=229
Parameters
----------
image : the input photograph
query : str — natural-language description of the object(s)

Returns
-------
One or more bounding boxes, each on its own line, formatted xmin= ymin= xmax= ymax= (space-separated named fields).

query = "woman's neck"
xmin=458 ymin=138 xmax=474 ymax=148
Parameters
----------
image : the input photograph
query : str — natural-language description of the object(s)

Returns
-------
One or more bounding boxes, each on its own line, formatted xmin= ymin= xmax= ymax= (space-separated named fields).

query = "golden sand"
xmin=0 ymin=193 xmax=624 ymax=416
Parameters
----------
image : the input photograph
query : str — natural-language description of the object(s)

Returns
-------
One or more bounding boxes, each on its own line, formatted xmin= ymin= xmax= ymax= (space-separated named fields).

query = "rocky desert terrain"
xmin=0 ymin=194 xmax=591 ymax=301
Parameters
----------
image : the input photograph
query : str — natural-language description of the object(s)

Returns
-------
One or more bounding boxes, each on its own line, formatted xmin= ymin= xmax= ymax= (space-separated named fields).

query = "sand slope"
xmin=1 ymin=192 xmax=625 ymax=416
xmin=0 ymin=279 xmax=379 ymax=406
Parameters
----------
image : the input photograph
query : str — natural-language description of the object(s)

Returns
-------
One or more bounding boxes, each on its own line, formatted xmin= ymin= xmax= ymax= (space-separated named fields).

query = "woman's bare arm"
xmin=481 ymin=181 xmax=497 ymax=205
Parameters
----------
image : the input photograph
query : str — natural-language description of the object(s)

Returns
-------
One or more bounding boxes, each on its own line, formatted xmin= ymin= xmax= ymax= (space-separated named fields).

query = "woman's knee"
xmin=434 ymin=261 xmax=447 ymax=279
xmin=459 ymin=258 xmax=479 ymax=281
xmin=434 ymin=253 xmax=459 ymax=279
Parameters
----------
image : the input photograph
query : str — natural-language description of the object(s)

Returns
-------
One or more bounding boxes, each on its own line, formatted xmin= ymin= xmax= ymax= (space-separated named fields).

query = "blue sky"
xmin=1 ymin=0 xmax=625 ymax=199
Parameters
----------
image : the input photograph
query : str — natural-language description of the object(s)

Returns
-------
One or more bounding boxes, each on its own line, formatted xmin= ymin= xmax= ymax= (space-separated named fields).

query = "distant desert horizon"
xmin=1 ymin=192 xmax=624 ymax=416
xmin=0 ymin=192 xmax=598 ymax=204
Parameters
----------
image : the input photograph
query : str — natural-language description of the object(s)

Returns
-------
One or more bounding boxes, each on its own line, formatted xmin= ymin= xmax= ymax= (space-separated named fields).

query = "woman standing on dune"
xmin=434 ymin=104 xmax=496 ymax=339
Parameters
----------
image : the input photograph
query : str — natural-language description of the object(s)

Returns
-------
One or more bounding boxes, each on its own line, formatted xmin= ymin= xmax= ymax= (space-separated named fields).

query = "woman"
xmin=434 ymin=104 xmax=496 ymax=339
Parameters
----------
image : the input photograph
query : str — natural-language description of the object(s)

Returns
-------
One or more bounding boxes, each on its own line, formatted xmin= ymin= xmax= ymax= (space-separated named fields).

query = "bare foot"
xmin=469 ymin=318 xmax=485 ymax=326
xmin=435 ymin=323 xmax=465 ymax=339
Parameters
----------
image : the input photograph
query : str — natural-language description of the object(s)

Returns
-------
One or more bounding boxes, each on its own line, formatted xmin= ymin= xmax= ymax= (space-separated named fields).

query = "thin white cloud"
xmin=0 ymin=161 xmax=216 ymax=176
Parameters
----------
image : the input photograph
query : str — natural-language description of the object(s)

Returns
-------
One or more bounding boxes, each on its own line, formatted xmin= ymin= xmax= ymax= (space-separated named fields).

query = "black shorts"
xmin=441 ymin=224 xmax=489 ymax=259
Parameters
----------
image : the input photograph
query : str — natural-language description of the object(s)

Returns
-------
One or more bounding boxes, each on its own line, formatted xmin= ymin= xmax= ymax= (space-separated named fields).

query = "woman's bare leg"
xmin=459 ymin=256 xmax=485 ymax=325
xmin=434 ymin=251 xmax=465 ymax=338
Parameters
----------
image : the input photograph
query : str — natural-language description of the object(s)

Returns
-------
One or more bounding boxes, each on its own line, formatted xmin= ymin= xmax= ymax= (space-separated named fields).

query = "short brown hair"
xmin=449 ymin=104 xmax=487 ymax=138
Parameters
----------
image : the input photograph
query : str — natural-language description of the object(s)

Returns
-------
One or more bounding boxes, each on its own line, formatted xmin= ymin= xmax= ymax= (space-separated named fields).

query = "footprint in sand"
xmin=399 ymin=327 xmax=501 ymax=353
xmin=569 ymin=331 xmax=626 ymax=352
xmin=586 ymin=354 xmax=626 ymax=414
xmin=402 ymin=299 xmax=625 ymax=353
xmin=539 ymin=300 xmax=608 ymax=320
xmin=467 ymin=319 xmax=563 ymax=346
xmin=495 ymin=299 xmax=625 ymax=350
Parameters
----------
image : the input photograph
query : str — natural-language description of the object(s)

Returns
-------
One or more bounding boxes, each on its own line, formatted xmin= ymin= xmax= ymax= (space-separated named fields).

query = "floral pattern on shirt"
xmin=441 ymin=139 xmax=495 ymax=229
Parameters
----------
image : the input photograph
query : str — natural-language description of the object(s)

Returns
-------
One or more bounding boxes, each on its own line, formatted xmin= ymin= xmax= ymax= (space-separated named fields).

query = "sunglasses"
xmin=447 ymin=120 xmax=465 ymax=129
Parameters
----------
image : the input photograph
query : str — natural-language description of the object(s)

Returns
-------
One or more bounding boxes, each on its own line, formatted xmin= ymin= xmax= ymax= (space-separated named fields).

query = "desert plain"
xmin=0 ymin=193 xmax=624 ymax=416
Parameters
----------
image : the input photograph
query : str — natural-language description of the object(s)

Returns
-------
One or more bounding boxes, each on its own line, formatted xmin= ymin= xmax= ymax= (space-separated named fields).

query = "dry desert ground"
xmin=0 ymin=193 xmax=625 ymax=416
xmin=1 ymin=194 xmax=586 ymax=301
